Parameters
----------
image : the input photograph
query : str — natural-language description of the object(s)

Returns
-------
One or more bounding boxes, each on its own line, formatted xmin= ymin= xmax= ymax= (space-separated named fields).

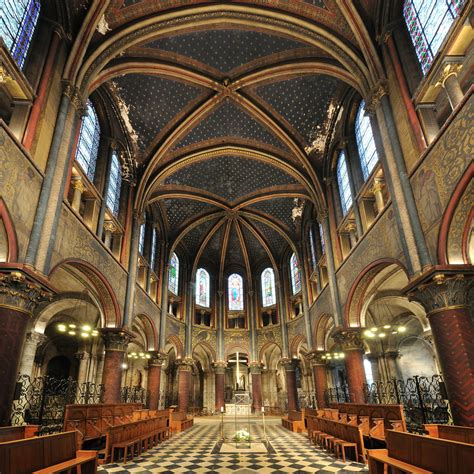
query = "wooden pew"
xmin=169 ymin=410 xmax=194 ymax=433
xmin=0 ymin=425 xmax=40 ymax=442
xmin=305 ymin=408 xmax=319 ymax=441
xmin=0 ymin=430 xmax=97 ymax=474
xmin=367 ymin=429 xmax=474 ymax=474
xmin=423 ymin=424 xmax=474 ymax=444
xmin=281 ymin=410 xmax=306 ymax=433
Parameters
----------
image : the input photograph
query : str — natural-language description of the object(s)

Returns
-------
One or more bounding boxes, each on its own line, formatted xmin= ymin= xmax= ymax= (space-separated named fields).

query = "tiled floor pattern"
xmin=98 ymin=417 xmax=369 ymax=473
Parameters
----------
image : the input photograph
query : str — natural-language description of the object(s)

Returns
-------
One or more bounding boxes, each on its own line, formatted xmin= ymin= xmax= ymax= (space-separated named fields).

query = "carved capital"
xmin=332 ymin=329 xmax=364 ymax=351
xmin=0 ymin=62 xmax=12 ymax=84
xmin=317 ymin=208 xmax=328 ymax=222
xmin=408 ymin=273 xmax=473 ymax=315
xmin=177 ymin=357 xmax=194 ymax=372
xmin=75 ymin=351 xmax=90 ymax=361
xmin=103 ymin=220 xmax=118 ymax=234
xmin=63 ymin=81 xmax=86 ymax=115
xmin=384 ymin=351 xmax=399 ymax=360
xmin=213 ymin=360 xmax=227 ymax=374
xmin=365 ymin=81 xmax=388 ymax=116
xmin=249 ymin=361 xmax=263 ymax=374
xmin=25 ymin=331 xmax=47 ymax=347
xmin=280 ymin=357 xmax=296 ymax=371
xmin=0 ymin=271 xmax=53 ymax=315
xmin=372 ymin=178 xmax=385 ymax=194
xmin=435 ymin=62 xmax=463 ymax=88
xmin=148 ymin=351 xmax=167 ymax=367
xmin=101 ymin=328 xmax=134 ymax=352
xmin=306 ymin=350 xmax=326 ymax=366
xmin=71 ymin=177 xmax=86 ymax=193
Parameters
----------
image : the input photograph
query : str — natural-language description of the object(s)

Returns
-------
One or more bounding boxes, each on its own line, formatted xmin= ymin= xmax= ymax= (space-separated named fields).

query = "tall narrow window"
xmin=106 ymin=151 xmax=122 ymax=217
xmin=355 ymin=101 xmax=379 ymax=180
xmin=168 ymin=252 xmax=179 ymax=295
xmin=261 ymin=268 xmax=276 ymax=307
xmin=196 ymin=268 xmax=210 ymax=307
xmin=138 ymin=223 xmax=145 ymax=255
xmin=337 ymin=151 xmax=352 ymax=216
xmin=403 ymin=0 xmax=465 ymax=74
xmin=150 ymin=228 xmax=157 ymax=269
xmin=1 ymin=0 xmax=40 ymax=69
xmin=319 ymin=222 xmax=325 ymax=254
xmin=228 ymin=273 xmax=244 ymax=311
xmin=75 ymin=100 xmax=100 ymax=181
xmin=290 ymin=253 xmax=301 ymax=295
xmin=309 ymin=228 xmax=317 ymax=270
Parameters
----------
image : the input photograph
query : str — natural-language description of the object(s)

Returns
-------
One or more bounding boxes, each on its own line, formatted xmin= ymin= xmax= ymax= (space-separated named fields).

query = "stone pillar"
xmin=384 ymin=351 xmax=401 ymax=380
xmin=333 ymin=329 xmax=367 ymax=404
xmin=71 ymin=177 xmax=85 ymax=213
xmin=103 ymin=221 xmax=117 ymax=249
xmin=347 ymin=221 xmax=358 ymax=247
xmin=372 ymin=178 xmax=385 ymax=214
xmin=308 ymin=352 xmax=328 ymax=408
xmin=18 ymin=331 xmax=46 ymax=377
xmin=177 ymin=358 xmax=193 ymax=413
xmin=407 ymin=272 xmax=474 ymax=426
xmin=148 ymin=352 xmax=166 ymax=410
xmin=100 ymin=329 xmax=133 ymax=404
xmin=282 ymin=358 xmax=298 ymax=412
xmin=250 ymin=363 xmax=263 ymax=412
xmin=276 ymin=280 xmax=290 ymax=357
xmin=0 ymin=271 xmax=52 ymax=425
xmin=436 ymin=63 xmax=464 ymax=110
xmin=214 ymin=361 xmax=226 ymax=411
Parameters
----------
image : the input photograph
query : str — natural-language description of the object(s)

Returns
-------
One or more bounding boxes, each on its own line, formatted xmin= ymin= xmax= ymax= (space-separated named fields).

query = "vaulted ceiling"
xmin=66 ymin=0 xmax=382 ymax=281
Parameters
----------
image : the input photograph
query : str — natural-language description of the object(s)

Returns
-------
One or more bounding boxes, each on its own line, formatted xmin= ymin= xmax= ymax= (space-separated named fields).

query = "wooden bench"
xmin=367 ymin=429 xmax=474 ymax=474
xmin=423 ymin=424 xmax=474 ymax=444
xmin=0 ymin=425 xmax=40 ymax=442
xmin=282 ymin=410 xmax=306 ymax=433
xmin=0 ymin=430 xmax=97 ymax=474
xmin=170 ymin=410 xmax=194 ymax=433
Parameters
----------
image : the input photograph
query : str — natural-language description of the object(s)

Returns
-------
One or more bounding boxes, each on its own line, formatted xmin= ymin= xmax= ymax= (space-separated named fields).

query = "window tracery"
xmin=196 ymin=268 xmax=210 ymax=307
xmin=228 ymin=273 xmax=244 ymax=311
xmin=290 ymin=253 xmax=301 ymax=295
xmin=261 ymin=268 xmax=276 ymax=307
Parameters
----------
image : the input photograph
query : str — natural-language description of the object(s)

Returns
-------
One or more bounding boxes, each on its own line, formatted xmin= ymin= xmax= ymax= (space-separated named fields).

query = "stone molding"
xmin=100 ymin=328 xmax=134 ymax=352
xmin=306 ymin=350 xmax=326 ymax=366
xmin=148 ymin=351 xmax=167 ymax=367
xmin=332 ymin=328 xmax=364 ymax=351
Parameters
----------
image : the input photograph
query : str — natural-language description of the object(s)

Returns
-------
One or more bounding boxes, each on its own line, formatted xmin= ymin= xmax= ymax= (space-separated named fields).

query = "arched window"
xmin=75 ymin=100 xmax=100 ymax=180
xmin=138 ymin=223 xmax=145 ymax=255
xmin=319 ymin=222 xmax=325 ymax=254
xmin=196 ymin=268 xmax=210 ymax=307
xmin=364 ymin=358 xmax=374 ymax=385
xmin=150 ymin=228 xmax=157 ymax=269
xmin=261 ymin=268 xmax=276 ymax=307
xmin=355 ymin=101 xmax=379 ymax=180
xmin=290 ymin=253 xmax=301 ymax=295
xmin=309 ymin=229 xmax=317 ymax=270
xmin=403 ymin=0 xmax=465 ymax=74
xmin=336 ymin=151 xmax=352 ymax=216
xmin=228 ymin=273 xmax=244 ymax=311
xmin=168 ymin=252 xmax=179 ymax=295
xmin=1 ymin=0 xmax=40 ymax=69
xmin=106 ymin=151 xmax=122 ymax=217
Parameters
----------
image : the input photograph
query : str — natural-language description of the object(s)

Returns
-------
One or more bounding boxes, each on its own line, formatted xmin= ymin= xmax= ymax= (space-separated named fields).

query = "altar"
xmin=224 ymin=403 xmax=251 ymax=416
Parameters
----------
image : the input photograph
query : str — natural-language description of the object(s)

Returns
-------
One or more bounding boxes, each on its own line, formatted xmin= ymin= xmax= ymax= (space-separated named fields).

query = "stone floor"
xmin=98 ymin=416 xmax=369 ymax=473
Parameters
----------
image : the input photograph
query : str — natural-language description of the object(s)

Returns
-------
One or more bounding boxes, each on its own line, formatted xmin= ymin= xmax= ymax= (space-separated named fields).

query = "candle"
xmin=221 ymin=406 xmax=224 ymax=413
xmin=261 ymin=406 xmax=265 ymax=413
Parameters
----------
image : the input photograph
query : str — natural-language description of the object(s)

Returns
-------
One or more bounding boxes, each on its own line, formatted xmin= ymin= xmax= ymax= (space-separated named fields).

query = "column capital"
xmin=280 ymin=357 xmax=296 ymax=371
xmin=406 ymin=270 xmax=474 ymax=315
xmin=435 ymin=61 xmax=463 ymax=88
xmin=75 ymin=351 xmax=91 ymax=361
xmin=71 ymin=176 xmax=86 ymax=192
xmin=317 ymin=208 xmax=328 ymax=222
xmin=332 ymin=328 xmax=364 ymax=351
xmin=0 ymin=270 xmax=53 ymax=315
xmin=100 ymin=328 xmax=134 ymax=352
xmin=62 ymin=81 xmax=86 ymax=115
xmin=103 ymin=220 xmax=118 ymax=234
xmin=213 ymin=360 xmax=227 ymax=374
xmin=364 ymin=352 xmax=381 ymax=362
xmin=365 ymin=81 xmax=389 ymax=116
xmin=306 ymin=350 xmax=326 ymax=366
xmin=384 ymin=351 xmax=400 ymax=360
xmin=148 ymin=351 xmax=167 ymax=367
xmin=25 ymin=331 xmax=47 ymax=347
xmin=372 ymin=178 xmax=385 ymax=194
xmin=177 ymin=357 xmax=194 ymax=372
xmin=249 ymin=361 xmax=263 ymax=374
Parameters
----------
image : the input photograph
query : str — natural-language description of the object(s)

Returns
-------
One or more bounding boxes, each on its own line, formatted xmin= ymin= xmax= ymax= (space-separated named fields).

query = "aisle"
xmin=99 ymin=417 xmax=368 ymax=473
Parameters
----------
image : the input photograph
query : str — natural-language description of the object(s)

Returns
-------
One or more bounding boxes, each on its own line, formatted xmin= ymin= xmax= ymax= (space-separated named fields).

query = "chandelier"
xmin=291 ymin=198 xmax=304 ymax=222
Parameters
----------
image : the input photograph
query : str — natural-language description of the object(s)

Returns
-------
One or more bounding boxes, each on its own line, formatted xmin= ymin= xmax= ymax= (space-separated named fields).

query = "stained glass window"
xmin=290 ymin=253 xmax=301 ymax=295
xmin=75 ymin=101 xmax=100 ymax=181
xmin=319 ymin=222 xmax=325 ymax=254
xmin=261 ymin=268 xmax=276 ymax=307
xmin=150 ymin=228 xmax=157 ymax=269
xmin=106 ymin=151 xmax=122 ymax=217
xmin=309 ymin=228 xmax=317 ymax=270
xmin=355 ymin=101 xmax=379 ymax=180
xmin=337 ymin=151 xmax=352 ymax=215
xmin=403 ymin=0 xmax=465 ymax=75
xmin=169 ymin=252 xmax=179 ymax=295
xmin=138 ymin=223 xmax=145 ymax=255
xmin=1 ymin=0 xmax=40 ymax=69
xmin=228 ymin=273 xmax=244 ymax=311
xmin=196 ymin=268 xmax=210 ymax=307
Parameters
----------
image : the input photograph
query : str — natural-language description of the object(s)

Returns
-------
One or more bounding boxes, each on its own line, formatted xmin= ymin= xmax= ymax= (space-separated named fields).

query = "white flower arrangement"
xmin=233 ymin=428 xmax=252 ymax=442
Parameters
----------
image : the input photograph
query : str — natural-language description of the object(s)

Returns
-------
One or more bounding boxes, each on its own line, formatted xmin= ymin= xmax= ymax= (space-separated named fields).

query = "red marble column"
xmin=148 ymin=352 xmax=165 ymax=410
xmin=0 ymin=271 xmax=52 ymax=426
xmin=408 ymin=273 xmax=474 ymax=426
xmin=177 ymin=360 xmax=193 ymax=413
xmin=333 ymin=330 xmax=366 ymax=404
xmin=309 ymin=352 xmax=328 ymax=408
xmin=214 ymin=364 xmax=226 ymax=411
xmin=282 ymin=359 xmax=298 ymax=413
xmin=250 ymin=365 xmax=263 ymax=412
xmin=100 ymin=329 xmax=133 ymax=404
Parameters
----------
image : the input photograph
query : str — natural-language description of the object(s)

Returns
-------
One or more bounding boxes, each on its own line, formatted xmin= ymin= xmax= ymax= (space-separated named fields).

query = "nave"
xmin=98 ymin=417 xmax=368 ymax=474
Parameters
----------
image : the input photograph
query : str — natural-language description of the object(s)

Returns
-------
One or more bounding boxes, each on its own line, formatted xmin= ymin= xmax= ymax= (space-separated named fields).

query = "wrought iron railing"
xmin=120 ymin=386 xmax=150 ymax=407
xmin=324 ymin=384 xmax=350 ymax=404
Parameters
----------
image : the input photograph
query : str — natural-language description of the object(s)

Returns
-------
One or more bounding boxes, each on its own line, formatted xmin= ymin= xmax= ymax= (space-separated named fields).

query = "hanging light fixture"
xmin=56 ymin=290 xmax=99 ymax=338
xmin=291 ymin=198 xmax=304 ymax=222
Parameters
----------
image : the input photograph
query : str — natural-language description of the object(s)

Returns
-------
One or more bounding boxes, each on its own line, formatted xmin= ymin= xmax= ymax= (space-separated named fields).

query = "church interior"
xmin=0 ymin=0 xmax=473 ymax=473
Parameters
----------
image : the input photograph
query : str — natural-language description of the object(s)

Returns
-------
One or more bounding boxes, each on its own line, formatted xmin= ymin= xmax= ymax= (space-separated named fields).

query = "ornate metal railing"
xmin=10 ymin=374 xmax=104 ymax=433
xmin=298 ymin=390 xmax=317 ymax=409
xmin=324 ymin=384 xmax=350 ymax=404
xmin=120 ymin=386 xmax=150 ymax=407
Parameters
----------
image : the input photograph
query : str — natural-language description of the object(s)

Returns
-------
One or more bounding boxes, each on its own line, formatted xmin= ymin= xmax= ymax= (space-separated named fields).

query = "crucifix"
xmin=228 ymin=352 xmax=244 ymax=390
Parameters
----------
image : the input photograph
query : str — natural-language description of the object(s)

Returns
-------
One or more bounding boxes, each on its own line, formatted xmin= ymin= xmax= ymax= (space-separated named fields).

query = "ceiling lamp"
xmin=322 ymin=352 xmax=345 ymax=360
xmin=126 ymin=352 xmax=151 ymax=360
xmin=291 ymin=198 xmax=304 ymax=222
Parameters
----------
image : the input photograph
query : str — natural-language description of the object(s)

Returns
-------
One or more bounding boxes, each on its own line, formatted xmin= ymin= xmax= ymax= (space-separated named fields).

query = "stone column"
xmin=281 ymin=358 xmax=298 ymax=412
xmin=276 ymin=280 xmax=290 ymax=357
xmin=372 ymin=178 xmax=385 ymax=214
xmin=250 ymin=362 xmax=263 ymax=412
xmin=71 ymin=177 xmax=85 ymax=213
xmin=308 ymin=352 xmax=328 ymax=408
xmin=148 ymin=352 xmax=166 ymax=410
xmin=177 ymin=358 xmax=193 ymax=413
xmin=384 ymin=351 xmax=401 ymax=380
xmin=214 ymin=361 xmax=226 ymax=411
xmin=0 ymin=271 xmax=52 ymax=425
xmin=333 ymin=329 xmax=367 ymax=403
xmin=103 ymin=221 xmax=117 ymax=249
xmin=436 ymin=63 xmax=464 ymax=110
xmin=347 ymin=221 xmax=358 ymax=248
xmin=407 ymin=272 xmax=474 ymax=426
xmin=100 ymin=328 xmax=133 ymax=404
xmin=159 ymin=247 xmax=170 ymax=350
xmin=97 ymin=143 xmax=117 ymax=238
xmin=18 ymin=331 xmax=46 ymax=378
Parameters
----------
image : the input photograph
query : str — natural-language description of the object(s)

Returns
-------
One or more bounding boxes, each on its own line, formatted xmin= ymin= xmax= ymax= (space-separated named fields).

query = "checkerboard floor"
xmin=98 ymin=417 xmax=369 ymax=473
